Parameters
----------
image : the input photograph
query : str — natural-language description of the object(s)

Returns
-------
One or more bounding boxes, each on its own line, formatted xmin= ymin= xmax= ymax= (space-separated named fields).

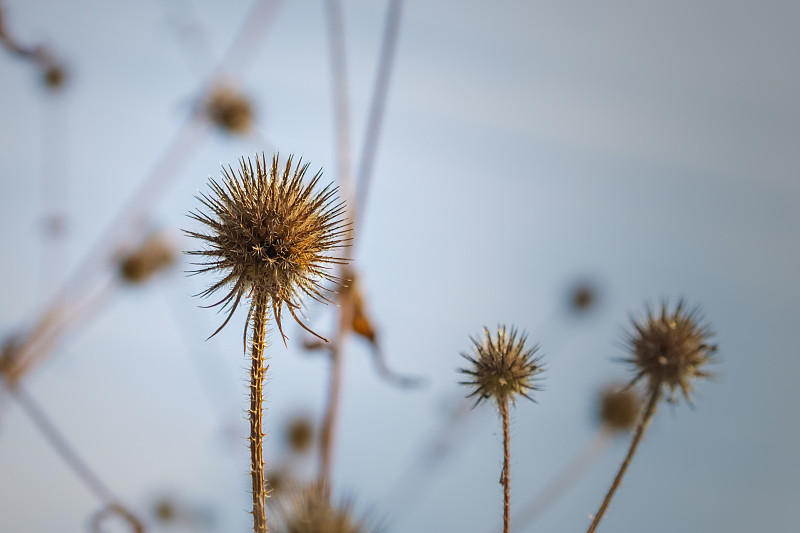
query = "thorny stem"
xmin=249 ymin=294 xmax=270 ymax=533
xmin=586 ymin=384 xmax=662 ymax=533
xmin=9 ymin=382 xmax=143 ymax=532
xmin=498 ymin=398 xmax=511 ymax=533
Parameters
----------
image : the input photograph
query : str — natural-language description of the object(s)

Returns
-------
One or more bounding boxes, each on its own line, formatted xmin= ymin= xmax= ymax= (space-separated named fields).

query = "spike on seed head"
xmin=623 ymin=299 xmax=717 ymax=403
xmin=185 ymin=153 xmax=349 ymax=342
xmin=458 ymin=325 xmax=544 ymax=407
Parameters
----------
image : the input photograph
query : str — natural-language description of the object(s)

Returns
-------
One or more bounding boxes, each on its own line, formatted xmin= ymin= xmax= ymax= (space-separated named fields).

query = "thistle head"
xmin=623 ymin=299 xmax=717 ymax=403
xmin=458 ymin=325 xmax=544 ymax=407
xmin=186 ymin=153 xmax=348 ymax=341
xmin=204 ymin=85 xmax=254 ymax=135
xmin=597 ymin=384 xmax=641 ymax=433
xmin=274 ymin=482 xmax=373 ymax=533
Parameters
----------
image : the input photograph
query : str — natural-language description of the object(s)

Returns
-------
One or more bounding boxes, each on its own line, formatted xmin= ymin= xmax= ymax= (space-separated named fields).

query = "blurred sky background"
xmin=1 ymin=0 xmax=799 ymax=532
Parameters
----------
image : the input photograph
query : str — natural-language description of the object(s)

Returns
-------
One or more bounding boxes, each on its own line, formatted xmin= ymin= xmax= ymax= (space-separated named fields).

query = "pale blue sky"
xmin=1 ymin=1 xmax=798 ymax=532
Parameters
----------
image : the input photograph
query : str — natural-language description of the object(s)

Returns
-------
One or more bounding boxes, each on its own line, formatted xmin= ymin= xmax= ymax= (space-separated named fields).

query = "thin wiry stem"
xmin=9 ymin=382 xmax=143 ymax=532
xmin=586 ymin=384 xmax=661 ymax=533
xmin=354 ymin=0 xmax=404 ymax=239
xmin=498 ymin=398 xmax=511 ymax=533
xmin=249 ymin=293 xmax=270 ymax=533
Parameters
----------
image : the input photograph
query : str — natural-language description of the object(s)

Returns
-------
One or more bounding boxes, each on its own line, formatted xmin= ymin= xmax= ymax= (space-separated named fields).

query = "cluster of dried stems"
xmin=0 ymin=2 xmax=719 ymax=533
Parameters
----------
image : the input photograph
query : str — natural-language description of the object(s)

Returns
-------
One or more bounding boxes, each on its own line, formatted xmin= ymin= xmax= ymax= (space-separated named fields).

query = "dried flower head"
xmin=204 ymin=85 xmax=254 ymax=135
xmin=274 ymin=483 xmax=372 ymax=533
xmin=623 ymin=300 xmax=717 ymax=403
xmin=42 ymin=62 xmax=66 ymax=90
xmin=286 ymin=416 xmax=314 ymax=453
xmin=186 ymin=153 xmax=348 ymax=340
xmin=597 ymin=385 xmax=641 ymax=432
xmin=119 ymin=233 xmax=176 ymax=284
xmin=458 ymin=325 xmax=544 ymax=406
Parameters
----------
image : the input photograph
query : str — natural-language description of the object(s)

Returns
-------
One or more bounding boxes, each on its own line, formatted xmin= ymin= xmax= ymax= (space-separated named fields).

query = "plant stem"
xmin=249 ymin=294 xmax=269 ymax=533
xmin=498 ymin=398 xmax=511 ymax=533
xmin=586 ymin=385 xmax=661 ymax=533
xmin=319 ymin=289 xmax=352 ymax=494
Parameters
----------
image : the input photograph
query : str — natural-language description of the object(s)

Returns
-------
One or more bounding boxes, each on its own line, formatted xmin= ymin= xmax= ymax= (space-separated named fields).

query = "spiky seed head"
xmin=623 ymin=299 xmax=717 ymax=403
xmin=597 ymin=385 xmax=641 ymax=432
xmin=204 ymin=85 xmax=254 ymax=135
xmin=458 ymin=325 xmax=544 ymax=407
xmin=186 ymin=153 xmax=348 ymax=341
xmin=274 ymin=482 xmax=373 ymax=533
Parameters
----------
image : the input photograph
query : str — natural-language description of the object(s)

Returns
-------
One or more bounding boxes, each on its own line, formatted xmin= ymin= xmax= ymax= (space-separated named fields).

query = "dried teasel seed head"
xmin=185 ymin=153 xmax=348 ymax=341
xmin=273 ymin=482 xmax=374 ymax=533
xmin=286 ymin=416 xmax=314 ymax=454
xmin=567 ymin=280 xmax=600 ymax=315
xmin=42 ymin=62 xmax=66 ymax=90
xmin=119 ymin=233 xmax=176 ymax=284
xmin=458 ymin=325 xmax=544 ymax=407
xmin=623 ymin=299 xmax=717 ymax=403
xmin=597 ymin=384 xmax=641 ymax=432
xmin=204 ymin=85 xmax=254 ymax=135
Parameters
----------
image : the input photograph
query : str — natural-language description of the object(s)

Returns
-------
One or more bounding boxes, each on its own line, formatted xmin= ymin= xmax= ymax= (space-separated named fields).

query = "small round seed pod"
xmin=119 ymin=233 xmax=176 ymax=284
xmin=458 ymin=325 xmax=544 ymax=406
xmin=623 ymin=300 xmax=717 ymax=403
xmin=597 ymin=385 xmax=641 ymax=433
xmin=204 ymin=85 xmax=254 ymax=135
xmin=286 ymin=416 xmax=314 ymax=454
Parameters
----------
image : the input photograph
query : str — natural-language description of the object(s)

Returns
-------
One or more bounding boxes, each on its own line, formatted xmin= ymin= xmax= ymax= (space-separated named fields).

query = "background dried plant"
xmin=1 ymin=1 xmax=797 ymax=532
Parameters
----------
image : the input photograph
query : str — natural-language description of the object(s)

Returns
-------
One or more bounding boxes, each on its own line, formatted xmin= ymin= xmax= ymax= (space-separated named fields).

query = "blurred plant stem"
xmin=586 ymin=385 xmax=661 ymax=533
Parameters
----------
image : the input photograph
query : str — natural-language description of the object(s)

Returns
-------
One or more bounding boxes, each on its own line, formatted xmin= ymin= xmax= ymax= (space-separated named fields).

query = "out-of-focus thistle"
xmin=186 ymin=153 xmax=347 ymax=532
xmin=204 ymin=85 xmax=255 ymax=135
xmin=273 ymin=482 xmax=373 ymax=533
xmin=586 ymin=300 xmax=717 ymax=533
xmin=458 ymin=325 xmax=544 ymax=533
xmin=597 ymin=385 xmax=641 ymax=434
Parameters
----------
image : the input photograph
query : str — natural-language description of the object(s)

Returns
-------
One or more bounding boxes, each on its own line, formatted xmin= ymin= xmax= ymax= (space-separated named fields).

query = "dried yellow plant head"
xmin=204 ymin=85 xmax=254 ymax=135
xmin=598 ymin=385 xmax=641 ymax=432
xmin=458 ymin=325 xmax=544 ymax=407
xmin=186 ymin=153 xmax=348 ymax=341
xmin=274 ymin=483 xmax=372 ymax=533
xmin=623 ymin=300 xmax=717 ymax=403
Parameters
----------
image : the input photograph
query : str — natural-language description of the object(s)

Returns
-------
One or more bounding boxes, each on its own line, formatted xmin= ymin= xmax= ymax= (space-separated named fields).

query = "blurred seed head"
xmin=152 ymin=497 xmax=178 ymax=524
xmin=458 ymin=325 xmax=544 ymax=407
xmin=186 ymin=153 xmax=349 ymax=340
xmin=274 ymin=482 xmax=373 ymax=533
xmin=42 ymin=61 xmax=66 ymax=90
xmin=119 ymin=233 xmax=176 ymax=284
xmin=286 ymin=416 xmax=314 ymax=454
xmin=623 ymin=300 xmax=717 ymax=403
xmin=597 ymin=385 xmax=641 ymax=432
xmin=204 ymin=85 xmax=254 ymax=135
xmin=568 ymin=280 xmax=600 ymax=315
